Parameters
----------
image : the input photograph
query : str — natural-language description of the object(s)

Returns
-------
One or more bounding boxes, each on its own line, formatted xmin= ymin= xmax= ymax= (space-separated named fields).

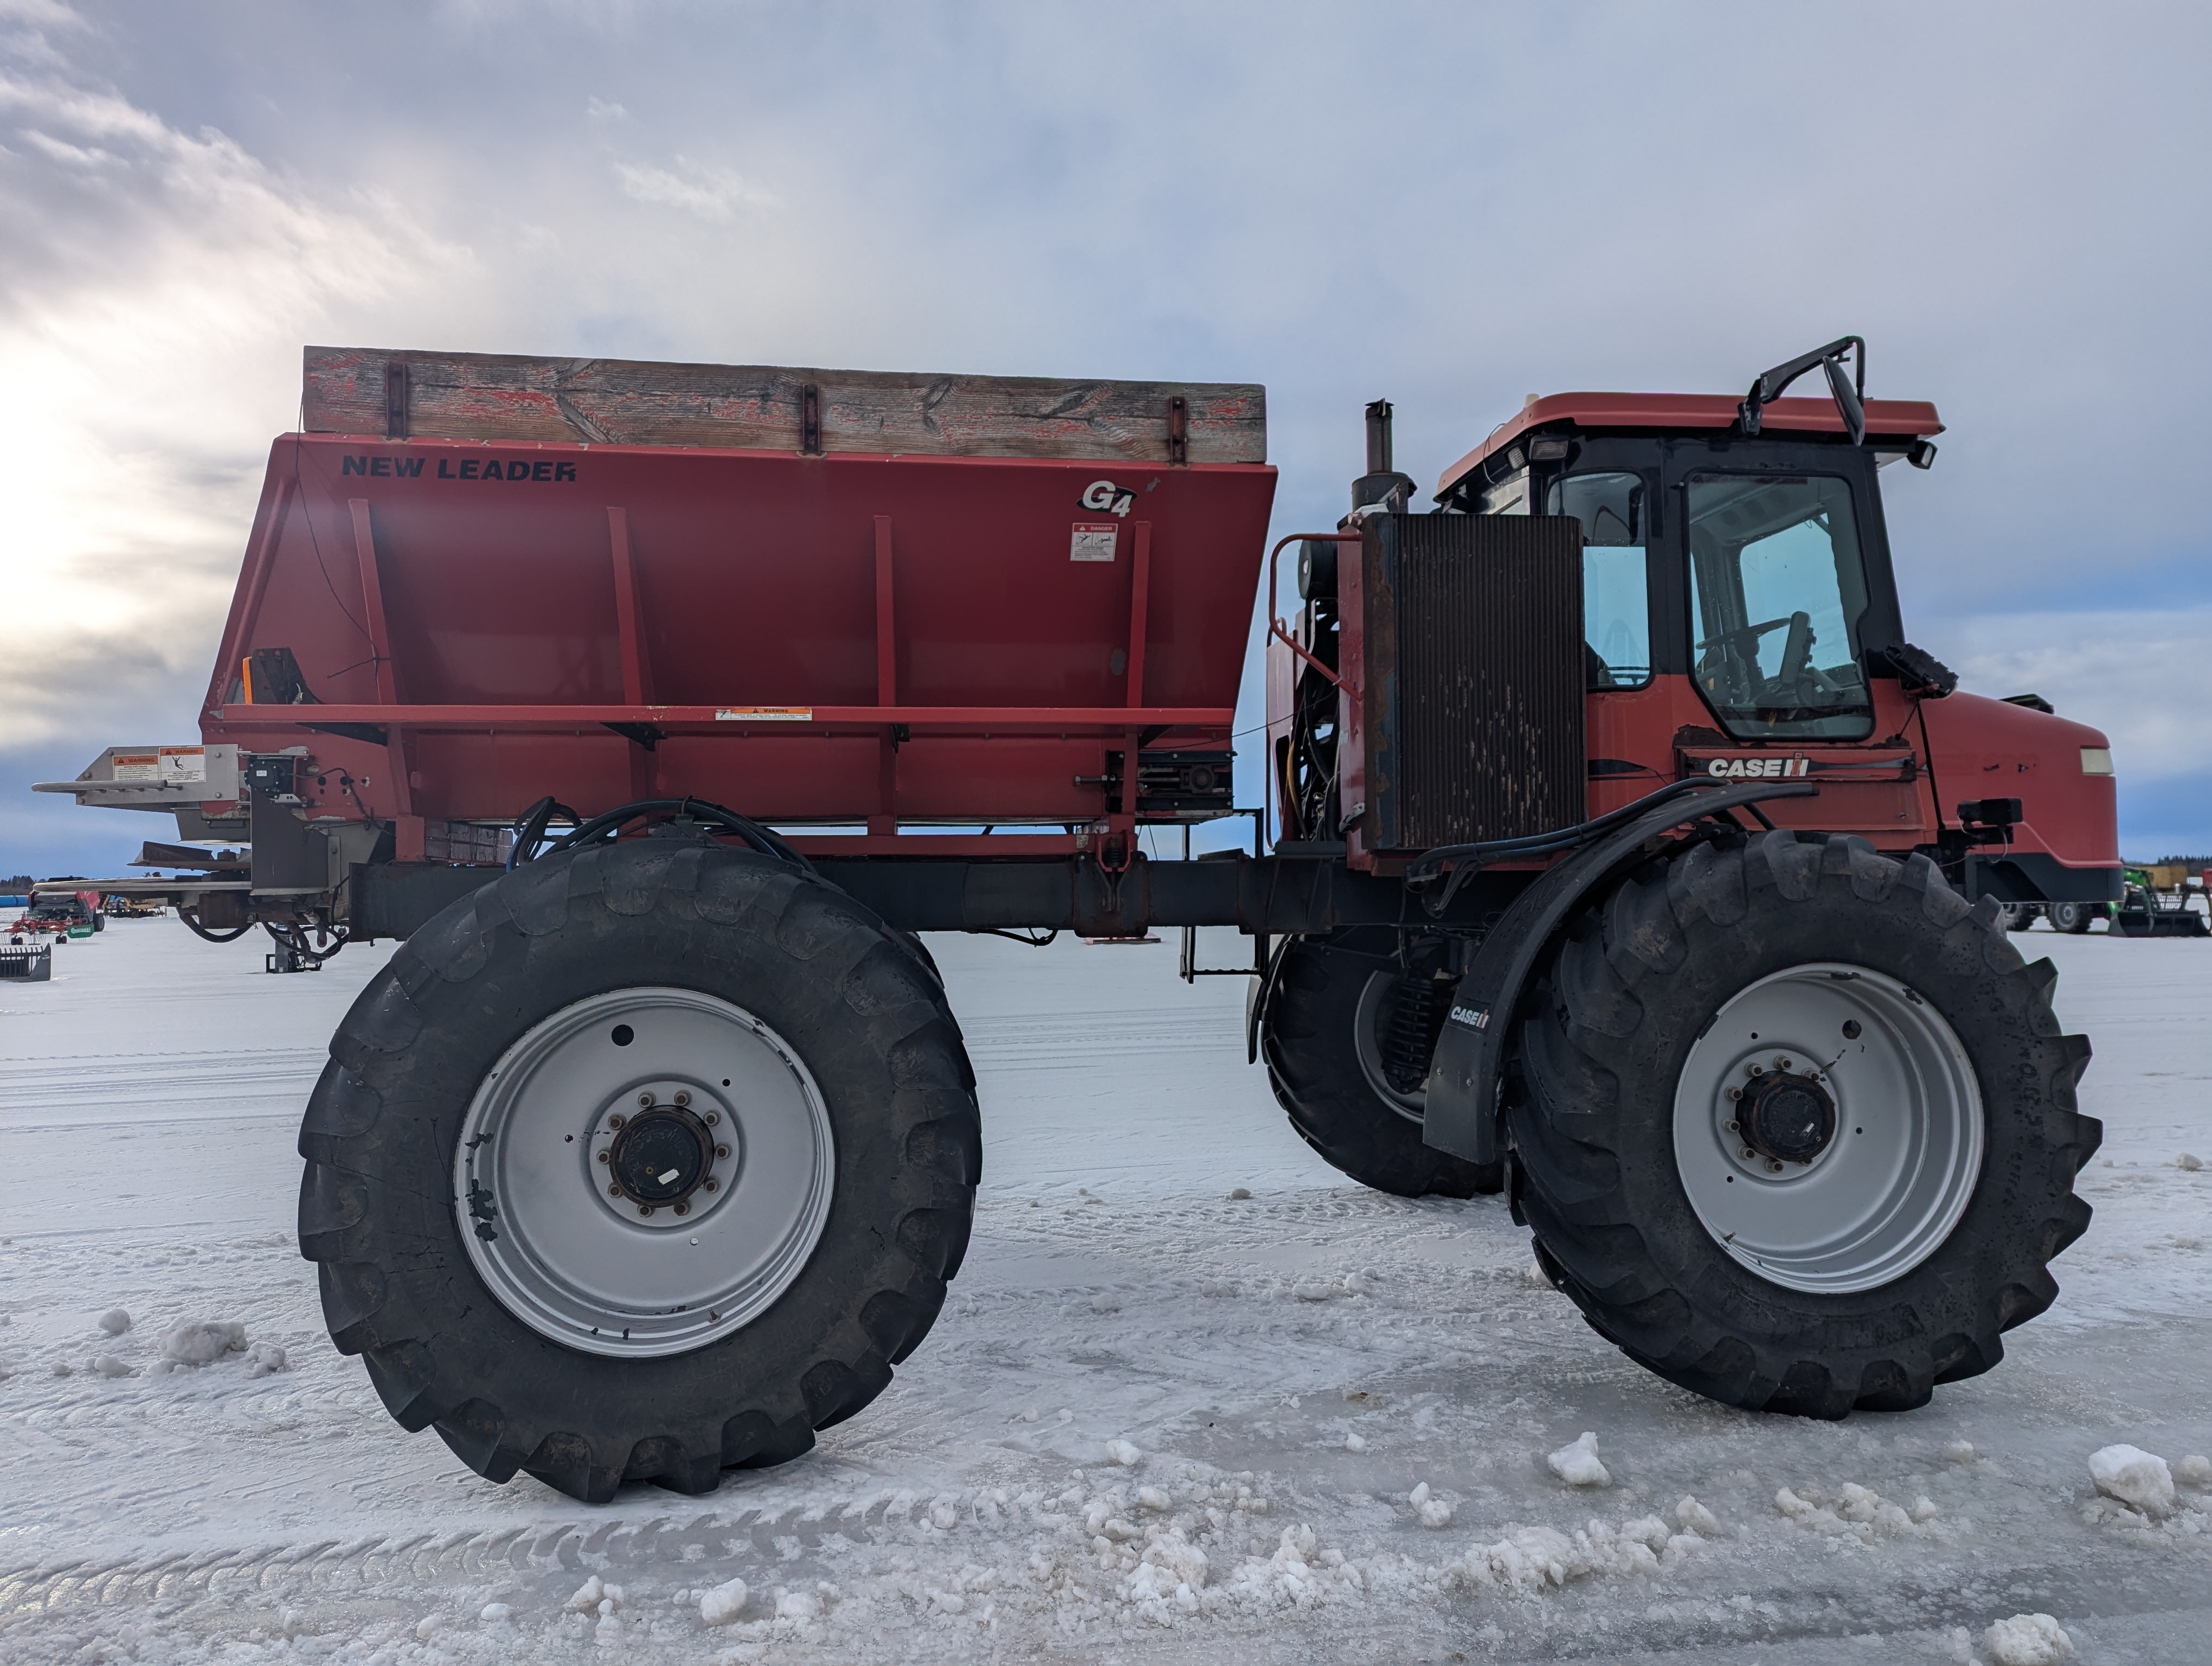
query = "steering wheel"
xmin=1694 ymin=616 xmax=1797 ymax=657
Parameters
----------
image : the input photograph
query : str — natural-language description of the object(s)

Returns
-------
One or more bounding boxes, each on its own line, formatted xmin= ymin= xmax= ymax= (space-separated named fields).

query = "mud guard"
xmin=1420 ymin=780 xmax=1819 ymax=1163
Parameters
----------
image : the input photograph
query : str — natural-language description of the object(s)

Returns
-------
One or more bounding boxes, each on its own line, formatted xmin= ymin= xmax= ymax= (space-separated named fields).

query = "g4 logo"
xmin=1081 ymin=479 xmax=1136 ymax=520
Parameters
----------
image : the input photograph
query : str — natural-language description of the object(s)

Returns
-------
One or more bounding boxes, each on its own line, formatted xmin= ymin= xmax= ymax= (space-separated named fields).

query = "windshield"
xmin=1686 ymin=474 xmax=1873 ymax=740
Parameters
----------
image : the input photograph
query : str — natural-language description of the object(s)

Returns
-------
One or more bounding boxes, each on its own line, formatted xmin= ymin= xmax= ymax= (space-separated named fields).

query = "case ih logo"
xmin=1705 ymin=755 xmax=1813 ymax=780
xmin=340 ymin=454 xmax=577 ymax=483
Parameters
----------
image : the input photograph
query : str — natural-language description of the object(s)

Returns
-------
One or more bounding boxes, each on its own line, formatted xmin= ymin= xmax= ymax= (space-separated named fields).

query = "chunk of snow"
xmin=1409 ymin=1481 xmax=1452 ymax=1528
xmin=699 ymin=1577 xmax=748 ymax=1625
xmin=1943 ymin=1439 xmax=1975 ymax=1463
xmin=414 ymin=1613 xmax=446 ymax=1639
xmin=2088 ymin=1444 xmax=2175 ymax=1514
xmin=564 ymin=1574 xmax=608 ymax=1612
xmin=1137 ymin=1485 xmax=1171 ymax=1511
xmin=1546 ymin=1431 xmax=1610 ymax=1486
xmin=1343 ymin=1432 xmax=1367 ymax=1453
xmin=1837 ymin=1482 xmax=1881 ymax=1522
xmin=775 ymin=1587 xmax=821 ymax=1622
xmin=1524 ymin=1260 xmax=1551 ymax=1287
xmin=243 ymin=1342 xmax=287 ymax=1378
xmin=97 ymin=1309 xmax=131 ymax=1336
xmin=1983 ymin=1612 xmax=2074 ymax=1664
xmin=2177 ymin=1152 xmax=2203 ymax=1171
xmin=161 ymin=1320 xmax=246 ymax=1366
xmin=1621 ymin=1515 xmax=1670 ymax=1550
xmin=1106 ymin=1438 xmax=1141 ymax=1466
xmin=2176 ymin=1453 xmax=2211 ymax=1485
xmin=89 ymin=1354 xmax=132 ymax=1379
xmin=1226 ymin=1187 xmax=1251 ymax=1200
xmin=479 ymin=1603 xmax=512 ymax=1623
xmin=1910 ymin=1495 xmax=1942 ymax=1523
xmin=1675 ymin=1495 xmax=1721 ymax=1536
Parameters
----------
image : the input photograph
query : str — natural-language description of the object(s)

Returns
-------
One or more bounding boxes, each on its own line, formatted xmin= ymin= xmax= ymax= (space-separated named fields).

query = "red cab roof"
xmin=1435 ymin=393 xmax=1945 ymax=499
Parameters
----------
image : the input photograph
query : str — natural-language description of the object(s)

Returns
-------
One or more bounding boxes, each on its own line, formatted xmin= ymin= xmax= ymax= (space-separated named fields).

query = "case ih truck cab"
xmin=38 ymin=338 xmax=2118 ymax=1501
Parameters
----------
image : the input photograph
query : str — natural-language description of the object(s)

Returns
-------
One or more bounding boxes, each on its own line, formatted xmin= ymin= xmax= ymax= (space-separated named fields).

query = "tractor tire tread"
xmin=297 ymin=841 xmax=978 ymax=1503
xmin=1509 ymin=830 xmax=2093 ymax=1420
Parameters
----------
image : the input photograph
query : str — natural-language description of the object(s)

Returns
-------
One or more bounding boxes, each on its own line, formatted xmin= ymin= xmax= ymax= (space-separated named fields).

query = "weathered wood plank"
xmin=303 ymin=347 xmax=1266 ymax=464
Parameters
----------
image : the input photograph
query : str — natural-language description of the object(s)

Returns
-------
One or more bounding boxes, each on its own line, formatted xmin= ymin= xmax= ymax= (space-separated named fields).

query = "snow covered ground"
xmin=3 ymin=915 xmax=2210 ymax=1664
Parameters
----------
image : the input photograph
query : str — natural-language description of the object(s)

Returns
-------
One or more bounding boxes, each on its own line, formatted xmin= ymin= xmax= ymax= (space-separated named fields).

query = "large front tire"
xmin=1263 ymin=939 xmax=1502 ymax=1198
xmin=1509 ymin=831 xmax=2097 ymax=1417
xmin=297 ymin=840 xmax=979 ymax=1501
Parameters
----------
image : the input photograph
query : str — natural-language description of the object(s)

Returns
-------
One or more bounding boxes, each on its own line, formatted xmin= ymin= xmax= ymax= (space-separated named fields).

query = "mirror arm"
xmin=1738 ymin=335 xmax=1867 ymax=441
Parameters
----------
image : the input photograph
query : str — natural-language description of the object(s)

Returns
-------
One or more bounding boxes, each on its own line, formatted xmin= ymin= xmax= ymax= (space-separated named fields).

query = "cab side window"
xmin=1545 ymin=471 xmax=1652 ymax=690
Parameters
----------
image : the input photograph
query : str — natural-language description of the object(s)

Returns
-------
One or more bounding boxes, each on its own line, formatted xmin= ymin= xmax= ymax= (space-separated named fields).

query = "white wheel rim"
xmin=1671 ymin=962 xmax=1984 ymax=1295
xmin=455 ymin=986 xmax=835 ymax=1358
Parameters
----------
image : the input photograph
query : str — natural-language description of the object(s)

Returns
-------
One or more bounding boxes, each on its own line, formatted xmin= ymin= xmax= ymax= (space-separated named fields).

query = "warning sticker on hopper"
xmin=111 ymin=753 xmax=160 ymax=781
xmin=159 ymin=746 xmax=207 ymax=782
xmin=1070 ymin=523 xmax=1120 ymax=562
xmin=715 ymin=707 xmax=813 ymax=721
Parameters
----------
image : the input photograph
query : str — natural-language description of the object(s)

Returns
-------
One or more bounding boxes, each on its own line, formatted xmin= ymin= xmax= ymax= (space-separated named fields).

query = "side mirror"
xmin=1821 ymin=355 xmax=1866 ymax=446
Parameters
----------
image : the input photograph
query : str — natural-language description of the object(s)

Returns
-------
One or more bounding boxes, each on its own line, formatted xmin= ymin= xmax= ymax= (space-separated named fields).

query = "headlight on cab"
xmin=2081 ymin=747 xmax=2114 ymax=776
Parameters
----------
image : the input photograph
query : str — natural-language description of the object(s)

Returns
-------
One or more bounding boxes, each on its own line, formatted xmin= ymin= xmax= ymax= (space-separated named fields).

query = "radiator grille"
xmin=1364 ymin=513 xmax=1585 ymax=850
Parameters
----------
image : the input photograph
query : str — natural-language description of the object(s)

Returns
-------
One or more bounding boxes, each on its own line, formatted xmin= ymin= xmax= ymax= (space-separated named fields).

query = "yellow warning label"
xmin=715 ymin=707 xmax=813 ymax=722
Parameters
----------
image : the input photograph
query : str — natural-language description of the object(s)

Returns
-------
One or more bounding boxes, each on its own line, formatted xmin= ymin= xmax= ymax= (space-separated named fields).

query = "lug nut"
xmin=674 ymin=1090 xmax=691 ymax=1107
xmin=1726 ymin=1086 xmax=1742 ymax=1101
xmin=715 ymin=1144 xmax=730 ymax=1159
xmin=1747 ymin=1063 xmax=1763 ymax=1076
xmin=673 ymin=1201 xmax=690 ymax=1216
xmin=608 ymin=1183 xmax=621 ymax=1196
xmin=703 ymin=1178 xmax=719 ymax=1193
xmin=1725 ymin=1119 xmax=1740 ymax=1133
xmin=639 ymin=1204 xmax=654 ymax=1217
xmin=1740 ymin=1146 xmax=1757 ymax=1161
xmin=637 ymin=1092 xmax=653 ymax=1108
xmin=596 ymin=1150 xmax=610 ymax=1164
xmin=1776 ymin=1056 xmax=1792 ymax=1071
xmin=609 ymin=1113 xmax=626 ymax=1130
xmin=704 ymin=1111 xmax=719 ymax=1126
xmin=1766 ymin=1159 xmax=1785 ymax=1174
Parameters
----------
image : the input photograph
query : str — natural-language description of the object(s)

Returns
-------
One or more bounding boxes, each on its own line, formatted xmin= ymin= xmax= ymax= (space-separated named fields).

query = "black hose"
xmin=541 ymin=796 xmax=818 ymax=877
xmin=507 ymin=795 xmax=581 ymax=869
xmin=180 ymin=905 xmax=253 ymax=944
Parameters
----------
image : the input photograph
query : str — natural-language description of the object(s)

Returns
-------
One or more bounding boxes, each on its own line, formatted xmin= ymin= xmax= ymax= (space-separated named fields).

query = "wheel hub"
xmin=1737 ymin=1069 xmax=1836 ymax=1165
xmin=607 ymin=1101 xmax=718 ymax=1207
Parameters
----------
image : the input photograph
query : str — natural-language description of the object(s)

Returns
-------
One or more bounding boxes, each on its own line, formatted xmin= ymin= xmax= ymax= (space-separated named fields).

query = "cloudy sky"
xmin=2 ymin=0 xmax=2208 ymax=876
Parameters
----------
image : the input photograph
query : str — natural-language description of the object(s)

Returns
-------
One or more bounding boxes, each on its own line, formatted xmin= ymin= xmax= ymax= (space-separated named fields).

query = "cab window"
xmin=1545 ymin=471 xmax=1651 ymax=690
xmin=1686 ymin=474 xmax=1873 ymax=740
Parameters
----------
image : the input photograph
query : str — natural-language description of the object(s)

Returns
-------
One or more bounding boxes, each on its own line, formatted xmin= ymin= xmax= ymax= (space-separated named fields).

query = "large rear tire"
xmin=1509 ymin=831 xmax=2097 ymax=1417
xmin=298 ymin=839 xmax=979 ymax=1501
xmin=1263 ymin=939 xmax=1503 ymax=1198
